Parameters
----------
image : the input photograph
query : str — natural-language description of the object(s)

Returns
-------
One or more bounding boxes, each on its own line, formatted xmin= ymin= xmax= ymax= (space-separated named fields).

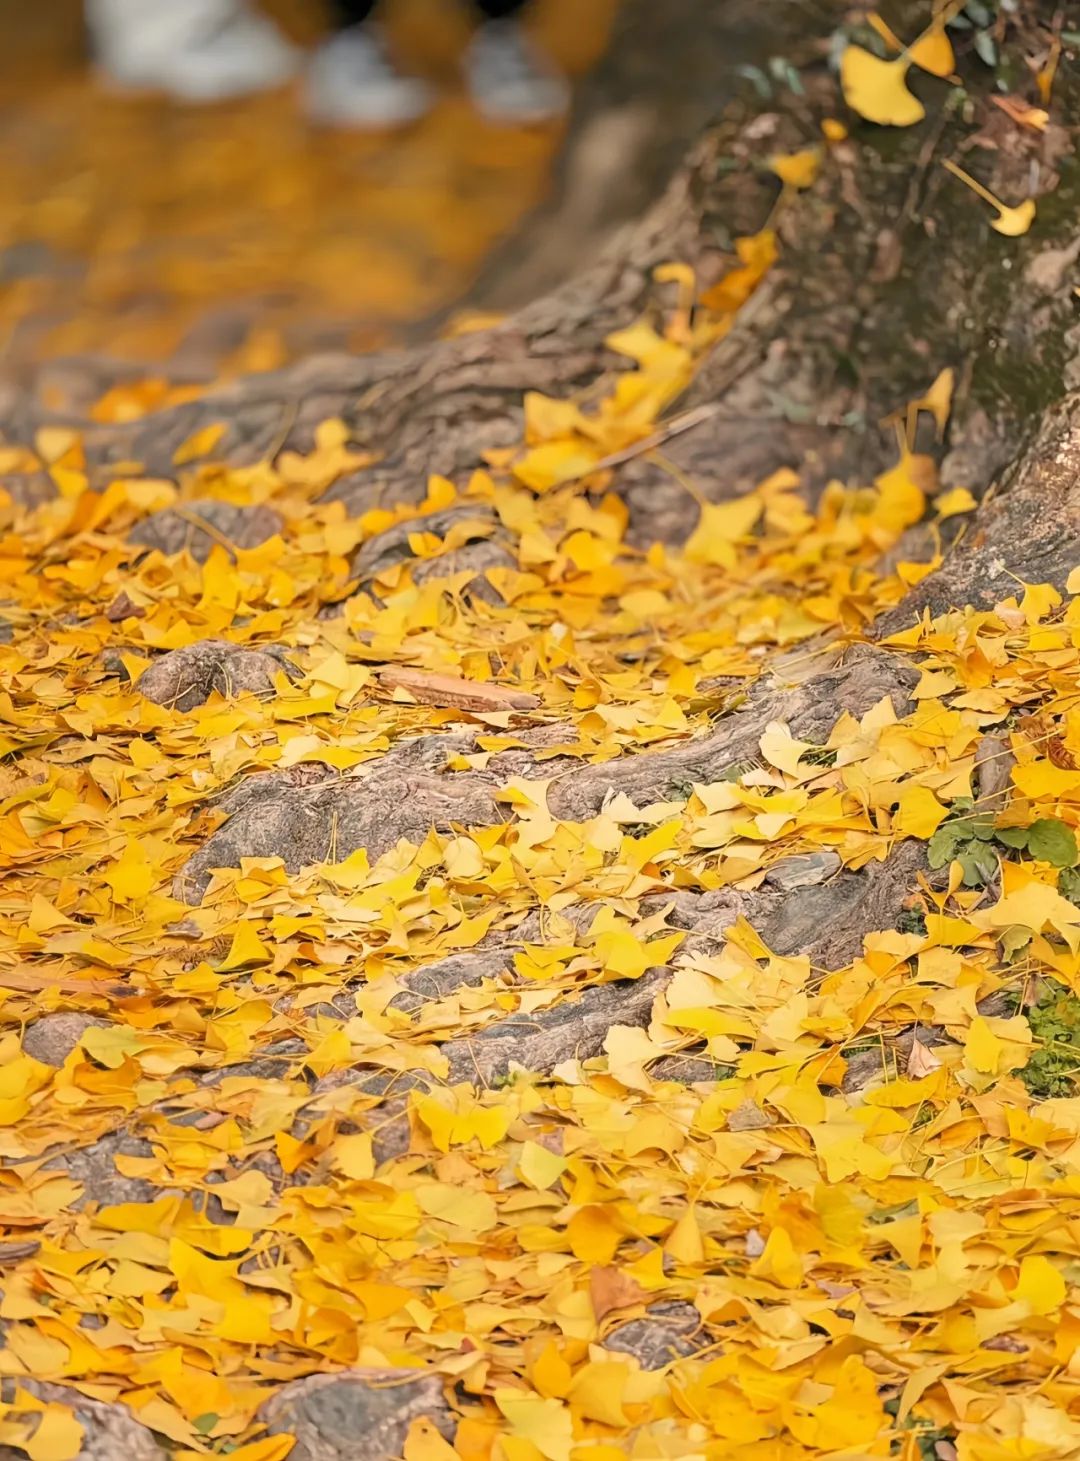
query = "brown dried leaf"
xmin=378 ymin=666 xmax=540 ymax=712
xmin=104 ymin=590 xmax=146 ymax=622
xmin=728 ymin=1099 xmax=773 ymax=1131
xmin=991 ymin=96 xmax=1050 ymax=132
xmin=0 ymin=964 xmax=125 ymax=997
xmin=907 ymin=1037 xmax=943 ymax=1078
xmin=590 ymin=1265 xmax=648 ymax=1321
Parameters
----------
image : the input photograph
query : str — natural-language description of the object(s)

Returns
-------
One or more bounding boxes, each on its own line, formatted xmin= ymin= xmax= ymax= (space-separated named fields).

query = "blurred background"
xmin=0 ymin=0 xmax=619 ymax=402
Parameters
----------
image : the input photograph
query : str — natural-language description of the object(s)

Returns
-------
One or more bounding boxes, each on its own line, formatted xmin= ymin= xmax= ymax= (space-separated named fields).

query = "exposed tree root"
xmin=170 ymin=641 xmax=915 ymax=897
xmin=875 ymin=393 xmax=1080 ymax=633
xmin=129 ymin=499 xmax=284 ymax=563
xmin=138 ymin=640 xmax=300 ymax=712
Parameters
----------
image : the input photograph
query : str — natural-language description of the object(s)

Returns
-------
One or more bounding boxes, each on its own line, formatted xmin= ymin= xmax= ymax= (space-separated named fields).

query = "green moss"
xmin=801 ymin=745 xmax=837 ymax=768
xmin=968 ymin=138 xmax=1080 ymax=424
xmin=1018 ymin=987 xmax=1080 ymax=1099
xmin=896 ymin=907 xmax=928 ymax=937
xmin=970 ymin=304 xmax=1076 ymax=425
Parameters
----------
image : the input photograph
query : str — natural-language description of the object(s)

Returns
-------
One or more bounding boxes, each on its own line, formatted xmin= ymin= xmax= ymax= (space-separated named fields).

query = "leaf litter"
xmin=0 ymin=21 xmax=1078 ymax=1461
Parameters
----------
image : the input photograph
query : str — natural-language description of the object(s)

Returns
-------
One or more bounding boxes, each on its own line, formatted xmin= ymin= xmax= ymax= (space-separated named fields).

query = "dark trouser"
xmin=333 ymin=0 xmax=529 ymax=22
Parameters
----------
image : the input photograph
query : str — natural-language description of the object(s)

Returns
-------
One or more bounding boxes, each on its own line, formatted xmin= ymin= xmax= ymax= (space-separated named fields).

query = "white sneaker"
xmin=464 ymin=20 xmax=569 ymax=125
xmin=305 ymin=27 xmax=434 ymax=128
xmin=86 ymin=0 xmax=297 ymax=102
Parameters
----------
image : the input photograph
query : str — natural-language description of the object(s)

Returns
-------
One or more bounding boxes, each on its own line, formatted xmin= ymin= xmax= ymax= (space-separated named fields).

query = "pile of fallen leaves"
xmin=1 ymin=14 xmax=1080 ymax=1461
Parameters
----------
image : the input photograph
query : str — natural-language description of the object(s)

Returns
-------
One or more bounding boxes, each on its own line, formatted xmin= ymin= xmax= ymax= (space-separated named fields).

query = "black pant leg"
xmin=474 ymin=0 xmax=530 ymax=18
xmin=330 ymin=0 xmax=380 ymax=24
xmin=329 ymin=0 xmax=530 ymax=27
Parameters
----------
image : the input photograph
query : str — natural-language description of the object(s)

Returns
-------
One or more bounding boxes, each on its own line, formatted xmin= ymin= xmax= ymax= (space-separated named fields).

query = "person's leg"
xmin=86 ymin=0 xmax=297 ymax=101
xmin=474 ymin=0 xmax=530 ymax=15
xmin=327 ymin=0 xmax=379 ymax=22
xmin=464 ymin=0 xmax=569 ymax=123
xmin=304 ymin=0 xmax=433 ymax=126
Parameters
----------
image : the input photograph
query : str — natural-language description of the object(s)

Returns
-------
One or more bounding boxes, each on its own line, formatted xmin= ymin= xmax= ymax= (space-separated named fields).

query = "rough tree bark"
xmin=5 ymin=4 xmax=1080 ymax=1452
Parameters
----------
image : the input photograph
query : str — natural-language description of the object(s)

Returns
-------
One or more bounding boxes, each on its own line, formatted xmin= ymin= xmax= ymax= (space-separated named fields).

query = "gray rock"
xmin=0 ymin=473 xmax=54 ymax=509
xmin=411 ymin=540 xmax=516 ymax=604
xmin=649 ymin=1053 xmax=732 ymax=1084
xmin=44 ymin=1129 xmax=160 ymax=1210
xmin=259 ymin=1369 xmax=453 ymax=1461
xmin=138 ymin=639 xmax=300 ymax=712
xmin=22 ymin=1013 xmax=110 ymax=1067
xmin=603 ymin=1301 xmax=704 ymax=1369
xmin=442 ymin=969 xmax=669 ymax=1085
xmin=174 ymin=734 xmax=499 ymax=903
xmin=352 ymin=505 xmax=500 ymax=582
xmin=0 ymin=1379 xmax=165 ymax=1460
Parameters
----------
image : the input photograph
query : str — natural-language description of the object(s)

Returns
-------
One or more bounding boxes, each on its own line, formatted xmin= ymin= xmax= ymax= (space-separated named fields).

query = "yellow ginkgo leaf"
xmin=909 ymin=365 xmax=955 ymax=437
xmin=869 ymin=14 xmax=956 ymax=78
xmin=934 ymin=486 xmax=977 ymax=519
xmin=1014 ymin=1254 xmax=1067 ymax=1316
xmin=873 ymin=444 xmax=934 ymax=534
xmin=910 ymin=24 xmax=956 ymax=77
xmin=943 ymin=159 xmax=1036 ymax=237
xmin=218 ymin=921 xmax=273 ymax=970
xmin=21 ymin=1404 xmax=84 ymax=1461
xmin=893 ymin=785 xmax=948 ymax=840
xmin=993 ymin=94 xmax=1050 ymax=131
xmin=770 ymin=147 xmax=822 ymax=190
xmin=403 ymin=1418 xmax=459 ymax=1461
xmin=840 ymin=46 xmax=926 ymax=127
xmin=991 ymin=198 xmax=1037 ymax=237
xmin=965 ymin=1016 xmax=1004 ymax=1075
xmin=494 ymin=1391 xmax=573 ymax=1461
xmin=684 ymin=493 xmax=764 ymax=568
xmin=173 ymin=421 xmax=226 ymax=466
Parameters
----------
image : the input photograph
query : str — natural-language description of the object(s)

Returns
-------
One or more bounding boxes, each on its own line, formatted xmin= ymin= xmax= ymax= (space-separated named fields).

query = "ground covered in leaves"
xmin=3 ymin=5 xmax=1080 ymax=1461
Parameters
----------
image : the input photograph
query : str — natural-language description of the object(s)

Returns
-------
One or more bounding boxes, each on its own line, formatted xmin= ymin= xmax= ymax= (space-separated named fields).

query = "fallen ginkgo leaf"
xmin=943 ymin=158 xmax=1037 ymax=237
xmin=840 ymin=47 xmax=926 ymax=127
xmin=867 ymin=14 xmax=956 ymax=78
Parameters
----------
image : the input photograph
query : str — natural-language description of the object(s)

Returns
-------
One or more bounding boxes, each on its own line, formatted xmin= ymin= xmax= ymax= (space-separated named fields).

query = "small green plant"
xmin=1018 ymin=987 xmax=1080 ymax=1099
xmin=884 ymin=1395 xmax=957 ymax=1458
xmin=801 ymin=745 xmax=838 ymax=768
xmin=928 ymin=798 xmax=1000 ymax=886
xmin=896 ymin=906 xmax=928 ymax=938
xmin=928 ymin=800 xmax=1078 ymax=888
xmin=946 ymin=2 xmax=1000 ymax=66
xmin=720 ymin=757 xmax=761 ymax=785
xmin=995 ymin=819 xmax=1079 ymax=867
xmin=623 ymin=823 xmax=655 ymax=840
